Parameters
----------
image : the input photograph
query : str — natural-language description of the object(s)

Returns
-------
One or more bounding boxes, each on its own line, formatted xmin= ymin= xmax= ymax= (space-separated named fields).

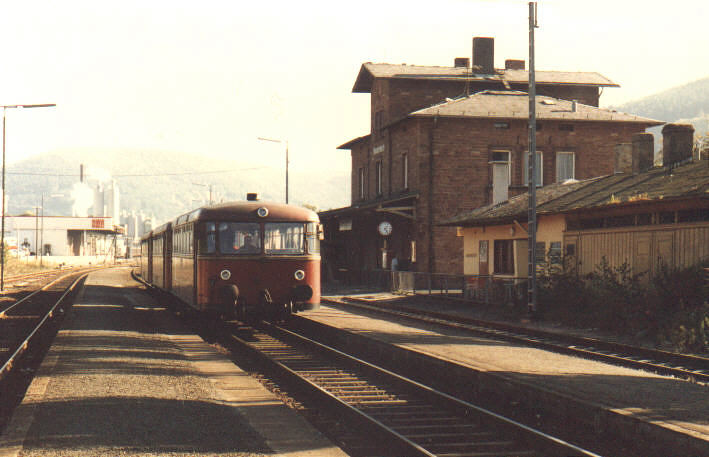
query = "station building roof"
xmin=352 ymin=62 xmax=620 ymax=93
xmin=442 ymin=161 xmax=709 ymax=227
xmin=410 ymin=91 xmax=664 ymax=125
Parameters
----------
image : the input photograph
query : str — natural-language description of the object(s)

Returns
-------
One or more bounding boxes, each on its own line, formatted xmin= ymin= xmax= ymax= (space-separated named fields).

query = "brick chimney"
xmin=505 ymin=59 xmax=525 ymax=70
xmin=614 ymin=143 xmax=632 ymax=174
xmin=662 ymin=123 xmax=695 ymax=167
xmin=615 ymin=133 xmax=655 ymax=175
xmin=454 ymin=57 xmax=470 ymax=68
xmin=632 ymin=132 xmax=654 ymax=173
xmin=472 ymin=37 xmax=494 ymax=74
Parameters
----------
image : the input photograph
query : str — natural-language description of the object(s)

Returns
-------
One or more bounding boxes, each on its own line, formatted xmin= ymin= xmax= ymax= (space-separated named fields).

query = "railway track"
xmin=221 ymin=320 xmax=601 ymax=457
xmin=0 ymin=271 xmax=88 ymax=382
xmin=323 ymin=296 xmax=709 ymax=384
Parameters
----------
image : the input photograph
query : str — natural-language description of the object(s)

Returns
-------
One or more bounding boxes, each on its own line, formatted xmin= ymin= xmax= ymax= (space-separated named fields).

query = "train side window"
xmin=199 ymin=222 xmax=216 ymax=254
xmin=306 ymin=222 xmax=320 ymax=254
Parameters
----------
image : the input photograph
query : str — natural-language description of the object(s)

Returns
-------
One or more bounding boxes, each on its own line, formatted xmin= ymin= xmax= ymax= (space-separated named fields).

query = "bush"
xmin=539 ymin=257 xmax=708 ymax=353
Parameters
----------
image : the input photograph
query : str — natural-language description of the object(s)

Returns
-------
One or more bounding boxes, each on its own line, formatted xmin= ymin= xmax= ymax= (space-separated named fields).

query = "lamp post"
xmin=192 ymin=182 xmax=213 ymax=205
xmin=1 ymin=103 xmax=56 ymax=291
xmin=257 ymin=137 xmax=289 ymax=204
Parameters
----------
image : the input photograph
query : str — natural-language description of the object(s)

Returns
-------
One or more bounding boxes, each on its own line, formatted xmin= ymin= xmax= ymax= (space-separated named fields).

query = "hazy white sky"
xmin=1 ymin=0 xmax=708 ymax=175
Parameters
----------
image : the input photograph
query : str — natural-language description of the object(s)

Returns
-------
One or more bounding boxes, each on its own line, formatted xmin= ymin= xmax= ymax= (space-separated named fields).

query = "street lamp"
xmin=1 ymin=103 xmax=56 ymax=291
xmin=192 ymin=182 xmax=214 ymax=205
xmin=257 ymin=137 xmax=289 ymax=204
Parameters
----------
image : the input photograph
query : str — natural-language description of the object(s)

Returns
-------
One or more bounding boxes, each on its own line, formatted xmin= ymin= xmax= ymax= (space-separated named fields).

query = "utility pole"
xmin=0 ymin=103 xmax=55 ymax=290
xmin=527 ymin=2 xmax=539 ymax=316
xmin=257 ymin=137 xmax=289 ymax=204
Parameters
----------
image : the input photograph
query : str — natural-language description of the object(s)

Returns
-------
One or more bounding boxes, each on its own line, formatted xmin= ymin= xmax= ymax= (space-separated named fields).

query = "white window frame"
xmin=523 ymin=150 xmax=543 ymax=187
xmin=556 ymin=151 xmax=575 ymax=182
xmin=489 ymin=150 xmax=511 ymax=204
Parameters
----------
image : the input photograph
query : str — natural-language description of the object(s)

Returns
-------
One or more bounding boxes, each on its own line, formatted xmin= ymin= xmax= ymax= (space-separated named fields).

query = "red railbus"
xmin=140 ymin=197 xmax=321 ymax=319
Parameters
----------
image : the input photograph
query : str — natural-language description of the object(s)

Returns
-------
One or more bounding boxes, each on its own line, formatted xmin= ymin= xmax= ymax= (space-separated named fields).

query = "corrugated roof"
xmin=442 ymin=178 xmax=602 ymax=226
xmin=443 ymin=161 xmax=709 ymax=227
xmin=353 ymin=63 xmax=619 ymax=93
xmin=411 ymin=91 xmax=664 ymax=125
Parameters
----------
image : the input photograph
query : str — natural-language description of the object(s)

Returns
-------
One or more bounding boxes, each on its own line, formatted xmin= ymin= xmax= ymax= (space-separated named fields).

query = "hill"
xmin=6 ymin=149 xmax=350 ymax=224
xmin=613 ymin=76 xmax=709 ymax=151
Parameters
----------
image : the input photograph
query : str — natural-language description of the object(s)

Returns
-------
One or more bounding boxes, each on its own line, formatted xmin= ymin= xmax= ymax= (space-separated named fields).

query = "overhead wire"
xmin=7 ymin=167 xmax=266 ymax=178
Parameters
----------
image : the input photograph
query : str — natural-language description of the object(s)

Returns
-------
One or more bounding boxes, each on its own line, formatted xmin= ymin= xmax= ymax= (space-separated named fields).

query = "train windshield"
xmin=264 ymin=223 xmax=306 ymax=255
xmin=218 ymin=222 xmax=261 ymax=254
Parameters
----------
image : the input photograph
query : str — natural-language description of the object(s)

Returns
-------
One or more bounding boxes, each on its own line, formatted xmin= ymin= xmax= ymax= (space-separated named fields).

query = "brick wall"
xmin=386 ymin=117 xmax=652 ymax=274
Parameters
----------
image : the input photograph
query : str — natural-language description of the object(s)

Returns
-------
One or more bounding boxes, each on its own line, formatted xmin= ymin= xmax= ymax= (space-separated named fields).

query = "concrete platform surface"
xmin=305 ymin=301 xmax=709 ymax=454
xmin=0 ymin=268 xmax=346 ymax=457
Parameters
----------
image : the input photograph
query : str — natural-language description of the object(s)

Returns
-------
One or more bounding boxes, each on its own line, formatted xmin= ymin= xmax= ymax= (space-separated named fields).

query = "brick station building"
xmin=320 ymin=38 xmax=663 ymax=280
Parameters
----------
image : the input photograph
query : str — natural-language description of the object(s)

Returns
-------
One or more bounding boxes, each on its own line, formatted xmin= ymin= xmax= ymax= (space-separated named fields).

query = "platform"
xmin=0 ymin=268 xmax=346 ymax=457
xmin=308 ymin=295 xmax=709 ymax=456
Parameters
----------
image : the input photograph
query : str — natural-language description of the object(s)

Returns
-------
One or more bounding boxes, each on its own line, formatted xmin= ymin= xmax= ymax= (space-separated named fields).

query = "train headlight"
xmin=220 ymin=269 xmax=232 ymax=280
xmin=257 ymin=207 xmax=269 ymax=218
xmin=294 ymin=270 xmax=305 ymax=281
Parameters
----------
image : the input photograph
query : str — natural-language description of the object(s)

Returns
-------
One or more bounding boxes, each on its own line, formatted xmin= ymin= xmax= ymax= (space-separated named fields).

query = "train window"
xmin=218 ymin=222 xmax=261 ymax=254
xmin=265 ymin=223 xmax=306 ymax=255
xmin=199 ymin=222 xmax=217 ymax=254
xmin=306 ymin=222 xmax=320 ymax=254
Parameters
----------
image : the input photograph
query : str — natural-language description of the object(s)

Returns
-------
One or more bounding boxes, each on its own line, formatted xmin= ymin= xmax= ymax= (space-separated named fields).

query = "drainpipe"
xmin=428 ymin=116 xmax=438 ymax=274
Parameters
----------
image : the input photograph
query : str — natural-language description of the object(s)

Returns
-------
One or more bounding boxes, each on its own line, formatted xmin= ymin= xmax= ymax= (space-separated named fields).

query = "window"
xmin=374 ymin=110 xmax=384 ymax=130
xmin=218 ymin=222 xmax=260 ymax=254
xmin=402 ymin=153 xmax=408 ymax=189
xmin=199 ymin=222 xmax=217 ymax=254
xmin=556 ymin=152 xmax=575 ymax=182
xmin=493 ymin=239 xmax=514 ymax=275
xmin=535 ymin=242 xmax=546 ymax=263
xmin=490 ymin=150 xmax=511 ymax=204
xmin=358 ymin=167 xmax=365 ymax=200
xmin=305 ymin=222 xmax=320 ymax=254
xmin=523 ymin=151 xmax=543 ymax=187
xmin=376 ymin=161 xmax=383 ymax=195
xmin=659 ymin=211 xmax=675 ymax=224
xmin=549 ymin=242 xmax=562 ymax=264
xmin=265 ymin=223 xmax=305 ymax=255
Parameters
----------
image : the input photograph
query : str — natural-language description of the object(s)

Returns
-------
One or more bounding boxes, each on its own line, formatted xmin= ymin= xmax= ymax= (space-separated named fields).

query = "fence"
xmin=355 ymin=268 xmax=528 ymax=306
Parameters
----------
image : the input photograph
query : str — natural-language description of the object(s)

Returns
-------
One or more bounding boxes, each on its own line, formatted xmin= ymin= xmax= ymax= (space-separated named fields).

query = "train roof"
xmin=175 ymin=200 xmax=319 ymax=226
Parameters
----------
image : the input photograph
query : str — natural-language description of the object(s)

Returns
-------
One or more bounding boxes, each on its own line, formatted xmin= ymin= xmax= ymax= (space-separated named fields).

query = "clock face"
xmin=378 ymin=221 xmax=392 ymax=236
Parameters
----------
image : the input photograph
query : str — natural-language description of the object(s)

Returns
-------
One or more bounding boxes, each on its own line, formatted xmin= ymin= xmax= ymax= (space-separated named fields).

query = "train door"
xmin=164 ymin=227 xmax=173 ymax=291
xmin=147 ymin=236 xmax=153 ymax=283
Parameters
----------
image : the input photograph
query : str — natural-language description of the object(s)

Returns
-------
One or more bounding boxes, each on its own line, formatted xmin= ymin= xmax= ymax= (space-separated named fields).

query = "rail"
xmin=224 ymin=320 xmax=600 ymax=456
xmin=0 ymin=272 xmax=87 ymax=382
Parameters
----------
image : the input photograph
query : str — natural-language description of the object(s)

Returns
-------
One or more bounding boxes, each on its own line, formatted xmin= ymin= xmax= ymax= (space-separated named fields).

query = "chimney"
xmin=614 ymin=143 xmax=632 ymax=174
xmin=246 ymin=193 xmax=258 ymax=201
xmin=472 ymin=37 xmax=494 ymax=74
xmin=454 ymin=57 xmax=470 ymax=68
xmin=632 ymin=132 xmax=654 ymax=173
xmin=505 ymin=59 xmax=525 ymax=70
xmin=662 ymin=123 xmax=695 ymax=167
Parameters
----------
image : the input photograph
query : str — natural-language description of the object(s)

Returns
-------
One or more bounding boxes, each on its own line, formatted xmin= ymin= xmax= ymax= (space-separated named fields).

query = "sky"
xmin=1 ymin=0 xmax=708 ymax=179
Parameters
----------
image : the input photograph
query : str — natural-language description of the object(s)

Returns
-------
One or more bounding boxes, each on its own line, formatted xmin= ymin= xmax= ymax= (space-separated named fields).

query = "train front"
xmin=195 ymin=199 xmax=321 ymax=319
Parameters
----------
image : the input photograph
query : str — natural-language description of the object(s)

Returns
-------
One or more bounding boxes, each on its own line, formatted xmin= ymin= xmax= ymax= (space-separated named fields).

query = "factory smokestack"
xmin=80 ymin=164 xmax=84 ymax=183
